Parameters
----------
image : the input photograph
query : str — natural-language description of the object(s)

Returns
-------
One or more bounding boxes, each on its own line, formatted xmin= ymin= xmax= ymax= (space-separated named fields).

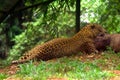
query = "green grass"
xmin=96 ymin=52 xmax=120 ymax=70
xmin=1 ymin=50 xmax=119 ymax=80
xmin=0 ymin=73 xmax=8 ymax=80
xmin=15 ymin=57 xmax=114 ymax=80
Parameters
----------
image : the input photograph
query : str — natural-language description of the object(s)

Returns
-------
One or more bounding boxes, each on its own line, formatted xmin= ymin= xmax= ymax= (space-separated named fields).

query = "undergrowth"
xmin=1 ymin=50 xmax=120 ymax=80
xmin=15 ymin=57 xmax=114 ymax=80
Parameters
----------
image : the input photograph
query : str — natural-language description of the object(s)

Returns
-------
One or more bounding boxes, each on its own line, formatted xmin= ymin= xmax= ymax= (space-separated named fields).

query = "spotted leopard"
xmin=12 ymin=24 xmax=106 ymax=64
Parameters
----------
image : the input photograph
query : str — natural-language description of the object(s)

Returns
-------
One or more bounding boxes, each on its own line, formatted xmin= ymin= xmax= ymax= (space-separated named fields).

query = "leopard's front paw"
xmin=95 ymin=50 xmax=99 ymax=54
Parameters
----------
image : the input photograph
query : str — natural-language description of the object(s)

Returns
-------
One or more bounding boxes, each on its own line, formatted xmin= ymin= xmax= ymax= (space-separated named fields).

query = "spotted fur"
xmin=12 ymin=24 xmax=106 ymax=64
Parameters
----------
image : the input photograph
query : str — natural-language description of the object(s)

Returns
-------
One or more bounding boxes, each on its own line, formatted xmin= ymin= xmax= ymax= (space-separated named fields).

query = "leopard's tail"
xmin=12 ymin=52 xmax=37 ymax=64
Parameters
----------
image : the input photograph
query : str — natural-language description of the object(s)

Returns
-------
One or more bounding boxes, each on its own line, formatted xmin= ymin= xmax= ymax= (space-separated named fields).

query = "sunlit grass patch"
xmin=16 ymin=57 xmax=114 ymax=80
xmin=0 ymin=73 xmax=8 ymax=80
xmin=93 ymin=52 xmax=120 ymax=70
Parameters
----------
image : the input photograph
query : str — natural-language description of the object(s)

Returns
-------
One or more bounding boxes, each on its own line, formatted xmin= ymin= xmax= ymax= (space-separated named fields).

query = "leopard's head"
xmin=84 ymin=24 xmax=107 ymax=38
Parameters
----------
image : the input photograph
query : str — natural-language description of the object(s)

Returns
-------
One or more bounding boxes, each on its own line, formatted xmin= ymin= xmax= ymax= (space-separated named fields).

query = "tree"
xmin=75 ymin=0 xmax=80 ymax=33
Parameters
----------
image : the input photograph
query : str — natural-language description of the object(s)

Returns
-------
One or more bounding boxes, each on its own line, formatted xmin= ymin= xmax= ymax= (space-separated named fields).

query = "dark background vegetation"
xmin=0 ymin=0 xmax=120 ymax=65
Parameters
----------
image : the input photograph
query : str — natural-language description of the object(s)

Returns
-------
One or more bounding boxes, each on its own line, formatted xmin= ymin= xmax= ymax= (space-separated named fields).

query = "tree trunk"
xmin=75 ymin=0 xmax=80 ymax=33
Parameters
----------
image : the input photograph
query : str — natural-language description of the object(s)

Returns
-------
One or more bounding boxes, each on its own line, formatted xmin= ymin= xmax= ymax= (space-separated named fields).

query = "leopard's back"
xmin=12 ymin=38 xmax=76 ymax=63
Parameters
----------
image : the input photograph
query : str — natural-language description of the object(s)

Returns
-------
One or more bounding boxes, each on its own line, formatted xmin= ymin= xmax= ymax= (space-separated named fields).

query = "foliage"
xmin=8 ymin=1 xmax=75 ymax=62
xmin=81 ymin=0 xmax=120 ymax=33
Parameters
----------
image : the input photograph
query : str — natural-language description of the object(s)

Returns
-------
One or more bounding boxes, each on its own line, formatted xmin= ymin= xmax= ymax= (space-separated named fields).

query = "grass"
xmin=96 ymin=52 xmax=120 ymax=70
xmin=1 ymin=50 xmax=120 ymax=80
xmin=0 ymin=73 xmax=8 ymax=80
xmin=15 ymin=57 xmax=114 ymax=80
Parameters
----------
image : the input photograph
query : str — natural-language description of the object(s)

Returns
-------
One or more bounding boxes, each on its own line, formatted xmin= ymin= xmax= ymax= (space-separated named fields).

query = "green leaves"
xmin=81 ymin=0 xmax=120 ymax=33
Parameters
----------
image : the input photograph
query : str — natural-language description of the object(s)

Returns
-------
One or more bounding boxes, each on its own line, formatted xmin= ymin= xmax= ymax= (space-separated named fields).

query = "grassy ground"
xmin=1 ymin=51 xmax=120 ymax=80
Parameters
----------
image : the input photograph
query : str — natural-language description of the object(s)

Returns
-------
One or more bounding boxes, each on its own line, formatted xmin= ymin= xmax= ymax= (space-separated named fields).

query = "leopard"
xmin=12 ymin=24 xmax=106 ymax=64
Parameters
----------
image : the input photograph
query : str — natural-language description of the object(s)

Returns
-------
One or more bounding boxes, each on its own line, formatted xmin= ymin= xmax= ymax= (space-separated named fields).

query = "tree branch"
xmin=0 ymin=0 xmax=55 ymax=23
xmin=13 ymin=0 xmax=55 ymax=13
xmin=0 ymin=10 xmax=6 ymax=14
xmin=0 ymin=0 xmax=21 ymax=23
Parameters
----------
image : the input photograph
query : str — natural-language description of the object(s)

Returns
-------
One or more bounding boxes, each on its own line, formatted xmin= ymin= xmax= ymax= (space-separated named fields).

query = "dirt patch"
xmin=111 ymin=70 xmax=120 ymax=75
xmin=0 ymin=64 xmax=19 ymax=75
xmin=110 ymin=76 xmax=120 ymax=80
xmin=47 ymin=78 xmax=67 ymax=80
xmin=71 ymin=53 xmax=102 ymax=62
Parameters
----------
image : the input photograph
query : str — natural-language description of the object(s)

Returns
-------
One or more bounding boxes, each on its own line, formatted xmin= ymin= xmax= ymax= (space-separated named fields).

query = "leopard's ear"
xmin=91 ymin=25 xmax=95 ymax=29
